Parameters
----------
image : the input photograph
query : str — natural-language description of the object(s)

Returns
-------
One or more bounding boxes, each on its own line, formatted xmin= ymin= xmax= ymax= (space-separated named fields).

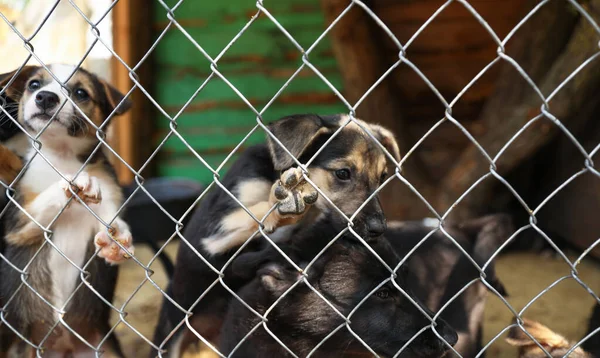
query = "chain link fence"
xmin=0 ymin=0 xmax=599 ymax=357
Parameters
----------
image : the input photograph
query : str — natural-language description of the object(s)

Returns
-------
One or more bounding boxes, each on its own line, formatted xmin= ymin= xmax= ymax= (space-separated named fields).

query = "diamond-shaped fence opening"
xmin=0 ymin=0 xmax=599 ymax=357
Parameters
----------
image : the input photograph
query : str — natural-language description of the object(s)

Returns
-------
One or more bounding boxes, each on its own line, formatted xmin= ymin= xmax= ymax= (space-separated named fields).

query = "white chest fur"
xmin=20 ymin=147 xmax=99 ymax=314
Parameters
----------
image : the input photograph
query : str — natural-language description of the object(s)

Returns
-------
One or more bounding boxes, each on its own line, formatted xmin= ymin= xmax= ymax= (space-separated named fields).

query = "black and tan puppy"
xmin=387 ymin=214 xmax=511 ymax=357
xmin=0 ymin=65 xmax=134 ymax=357
xmin=222 ymin=239 xmax=458 ymax=358
xmin=152 ymin=114 xmax=400 ymax=356
xmin=225 ymin=214 xmax=511 ymax=358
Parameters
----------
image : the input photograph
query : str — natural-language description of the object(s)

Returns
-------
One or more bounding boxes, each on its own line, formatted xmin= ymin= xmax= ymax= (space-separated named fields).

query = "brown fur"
xmin=265 ymin=114 xmax=397 ymax=235
xmin=0 ymin=145 xmax=21 ymax=185
xmin=506 ymin=318 xmax=593 ymax=357
xmin=0 ymin=65 xmax=130 ymax=356
xmin=0 ymin=65 xmax=131 ymax=139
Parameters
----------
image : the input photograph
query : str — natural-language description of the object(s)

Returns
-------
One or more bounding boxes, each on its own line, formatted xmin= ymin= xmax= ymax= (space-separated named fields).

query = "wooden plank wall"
xmin=152 ymin=0 xmax=347 ymax=183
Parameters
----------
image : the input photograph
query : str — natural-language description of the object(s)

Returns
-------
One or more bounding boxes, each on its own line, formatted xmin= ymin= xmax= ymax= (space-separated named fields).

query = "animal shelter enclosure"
xmin=0 ymin=0 xmax=599 ymax=357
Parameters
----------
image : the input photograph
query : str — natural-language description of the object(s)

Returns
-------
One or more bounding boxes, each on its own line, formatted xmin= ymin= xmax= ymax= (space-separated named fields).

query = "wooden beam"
xmin=111 ymin=0 xmax=153 ymax=184
xmin=439 ymin=0 xmax=583 ymax=218
xmin=320 ymin=0 xmax=438 ymax=220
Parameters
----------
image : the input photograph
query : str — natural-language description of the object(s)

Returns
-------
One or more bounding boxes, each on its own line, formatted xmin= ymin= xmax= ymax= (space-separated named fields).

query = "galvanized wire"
xmin=0 ymin=1 xmax=597 ymax=358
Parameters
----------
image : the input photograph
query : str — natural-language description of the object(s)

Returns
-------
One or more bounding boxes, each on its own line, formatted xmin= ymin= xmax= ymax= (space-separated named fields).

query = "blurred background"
xmin=0 ymin=0 xmax=599 ymax=357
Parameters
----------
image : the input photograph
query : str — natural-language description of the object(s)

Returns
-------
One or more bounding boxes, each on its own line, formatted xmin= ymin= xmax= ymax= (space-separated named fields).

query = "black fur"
xmin=0 ymin=177 xmax=124 ymax=357
xmin=223 ymin=214 xmax=512 ymax=358
xmin=221 ymin=238 xmax=458 ymax=357
xmin=151 ymin=145 xmax=276 ymax=355
xmin=152 ymin=114 xmax=395 ymax=356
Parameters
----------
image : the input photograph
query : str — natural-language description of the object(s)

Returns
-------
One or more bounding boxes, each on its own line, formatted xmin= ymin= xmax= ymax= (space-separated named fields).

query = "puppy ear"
xmin=99 ymin=80 xmax=132 ymax=116
xmin=506 ymin=319 xmax=569 ymax=348
xmin=266 ymin=114 xmax=340 ymax=171
xmin=369 ymin=124 xmax=401 ymax=162
xmin=258 ymin=263 xmax=298 ymax=295
xmin=0 ymin=66 xmax=39 ymax=101
xmin=231 ymin=250 xmax=271 ymax=280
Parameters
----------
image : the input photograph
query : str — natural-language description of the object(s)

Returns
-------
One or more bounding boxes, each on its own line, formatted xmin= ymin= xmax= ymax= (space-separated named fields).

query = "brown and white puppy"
xmin=0 ymin=64 xmax=134 ymax=357
xmin=151 ymin=114 xmax=401 ymax=357
xmin=506 ymin=318 xmax=594 ymax=357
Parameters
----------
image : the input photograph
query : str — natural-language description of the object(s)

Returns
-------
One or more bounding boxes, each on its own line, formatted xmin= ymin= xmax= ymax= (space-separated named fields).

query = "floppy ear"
xmin=369 ymin=124 xmax=401 ymax=162
xmin=0 ymin=66 xmax=39 ymax=101
xmin=266 ymin=114 xmax=341 ymax=171
xmin=231 ymin=250 xmax=272 ymax=280
xmin=258 ymin=263 xmax=298 ymax=295
xmin=231 ymin=243 xmax=297 ymax=280
xmin=98 ymin=79 xmax=132 ymax=116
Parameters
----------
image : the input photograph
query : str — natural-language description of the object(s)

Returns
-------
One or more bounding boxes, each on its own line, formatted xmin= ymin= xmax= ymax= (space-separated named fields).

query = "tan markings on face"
xmin=307 ymin=167 xmax=334 ymax=205
xmin=308 ymin=167 xmax=363 ymax=215
xmin=67 ymin=72 xmax=103 ymax=129
xmin=18 ymin=65 xmax=107 ymax=139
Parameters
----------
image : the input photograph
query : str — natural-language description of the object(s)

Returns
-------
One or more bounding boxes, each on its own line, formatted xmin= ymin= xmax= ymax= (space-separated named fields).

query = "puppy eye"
xmin=28 ymin=80 xmax=40 ymax=91
xmin=74 ymin=88 xmax=89 ymax=100
xmin=374 ymin=287 xmax=392 ymax=300
xmin=335 ymin=169 xmax=351 ymax=181
xmin=380 ymin=172 xmax=388 ymax=184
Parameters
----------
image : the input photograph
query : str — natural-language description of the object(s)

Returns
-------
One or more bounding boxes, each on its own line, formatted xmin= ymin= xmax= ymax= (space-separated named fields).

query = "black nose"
xmin=35 ymin=91 xmax=59 ymax=111
xmin=366 ymin=215 xmax=386 ymax=237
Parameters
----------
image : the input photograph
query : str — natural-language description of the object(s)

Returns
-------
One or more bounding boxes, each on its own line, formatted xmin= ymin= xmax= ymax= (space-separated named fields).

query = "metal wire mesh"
xmin=0 ymin=0 xmax=598 ymax=357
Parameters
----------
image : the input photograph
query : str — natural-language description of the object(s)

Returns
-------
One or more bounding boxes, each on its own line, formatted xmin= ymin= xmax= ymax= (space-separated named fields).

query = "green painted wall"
xmin=152 ymin=0 xmax=346 ymax=183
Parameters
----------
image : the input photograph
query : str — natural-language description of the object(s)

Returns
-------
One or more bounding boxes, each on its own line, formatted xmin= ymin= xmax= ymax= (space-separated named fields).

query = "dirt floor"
xmin=111 ymin=243 xmax=600 ymax=358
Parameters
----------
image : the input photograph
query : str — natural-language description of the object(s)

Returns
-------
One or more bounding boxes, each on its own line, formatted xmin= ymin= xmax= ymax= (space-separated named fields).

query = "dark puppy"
xmin=221 ymin=239 xmax=458 ymax=357
xmin=227 ymin=214 xmax=511 ymax=358
xmin=0 ymin=65 xmax=134 ymax=356
xmin=387 ymin=214 xmax=512 ymax=357
xmin=152 ymin=114 xmax=400 ymax=356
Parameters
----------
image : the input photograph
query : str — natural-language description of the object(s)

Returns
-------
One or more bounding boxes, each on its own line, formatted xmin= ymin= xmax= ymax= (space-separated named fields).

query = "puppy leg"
xmin=5 ymin=173 xmax=100 ymax=246
xmin=202 ymin=168 xmax=318 ymax=255
xmin=91 ymin=177 xmax=134 ymax=265
xmin=61 ymin=172 xmax=102 ymax=205
xmin=94 ymin=218 xmax=134 ymax=265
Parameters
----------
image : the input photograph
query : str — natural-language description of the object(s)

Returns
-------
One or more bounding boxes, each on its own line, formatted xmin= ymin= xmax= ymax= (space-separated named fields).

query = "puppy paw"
xmin=94 ymin=226 xmax=134 ymax=265
xmin=271 ymin=167 xmax=318 ymax=217
xmin=61 ymin=172 xmax=102 ymax=205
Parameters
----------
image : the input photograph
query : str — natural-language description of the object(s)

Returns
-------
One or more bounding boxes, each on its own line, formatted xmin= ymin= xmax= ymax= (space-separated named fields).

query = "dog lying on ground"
xmin=222 ymin=238 xmax=459 ymax=357
xmin=0 ymin=64 xmax=134 ymax=357
xmin=222 ymin=214 xmax=511 ymax=357
xmin=506 ymin=318 xmax=594 ymax=357
xmin=152 ymin=114 xmax=401 ymax=356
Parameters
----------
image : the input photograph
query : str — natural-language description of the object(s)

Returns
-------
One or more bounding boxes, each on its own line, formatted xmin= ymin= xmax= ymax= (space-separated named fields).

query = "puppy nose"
xmin=366 ymin=215 xmax=386 ymax=237
xmin=35 ymin=91 xmax=59 ymax=111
